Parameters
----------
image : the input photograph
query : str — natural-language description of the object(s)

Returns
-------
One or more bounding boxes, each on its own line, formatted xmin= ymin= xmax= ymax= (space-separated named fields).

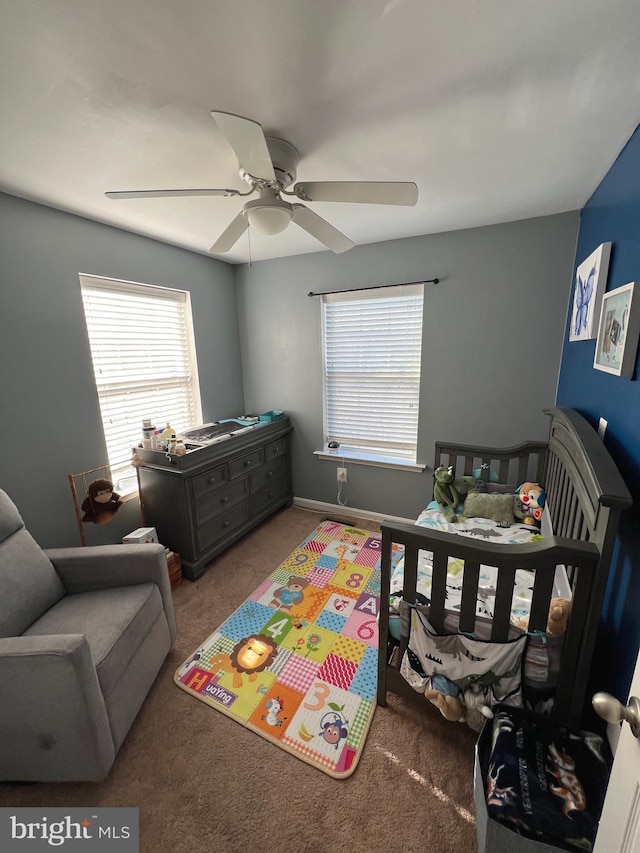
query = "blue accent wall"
xmin=557 ymin=124 xmax=640 ymax=703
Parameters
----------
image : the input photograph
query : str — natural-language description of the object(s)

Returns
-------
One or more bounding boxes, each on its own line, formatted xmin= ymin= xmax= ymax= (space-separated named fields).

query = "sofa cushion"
xmin=0 ymin=491 xmax=65 ymax=638
xmin=23 ymin=583 xmax=163 ymax=699
xmin=0 ymin=489 xmax=24 ymax=542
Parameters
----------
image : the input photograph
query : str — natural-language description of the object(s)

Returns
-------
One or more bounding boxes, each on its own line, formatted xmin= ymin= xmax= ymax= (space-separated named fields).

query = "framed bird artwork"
xmin=569 ymin=242 xmax=612 ymax=341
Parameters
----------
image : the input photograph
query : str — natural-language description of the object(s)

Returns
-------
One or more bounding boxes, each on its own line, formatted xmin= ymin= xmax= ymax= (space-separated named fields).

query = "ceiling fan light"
xmin=246 ymin=204 xmax=293 ymax=235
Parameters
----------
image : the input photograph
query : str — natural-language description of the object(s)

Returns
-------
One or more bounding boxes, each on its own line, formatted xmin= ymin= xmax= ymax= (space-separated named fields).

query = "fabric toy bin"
xmin=474 ymin=706 xmax=612 ymax=853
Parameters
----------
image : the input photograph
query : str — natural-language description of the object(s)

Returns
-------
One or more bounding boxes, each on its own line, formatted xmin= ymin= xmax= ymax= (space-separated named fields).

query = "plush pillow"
xmin=463 ymin=491 xmax=515 ymax=527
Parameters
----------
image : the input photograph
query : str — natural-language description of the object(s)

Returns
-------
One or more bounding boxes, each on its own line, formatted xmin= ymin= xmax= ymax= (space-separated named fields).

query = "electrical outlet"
xmin=337 ymin=467 xmax=348 ymax=483
xmin=598 ymin=417 xmax=608 ymax=440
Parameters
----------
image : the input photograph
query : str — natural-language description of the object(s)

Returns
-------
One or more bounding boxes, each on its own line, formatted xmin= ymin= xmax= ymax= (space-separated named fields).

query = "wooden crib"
xmin=377 ymin=407 xmax=632 ymax=726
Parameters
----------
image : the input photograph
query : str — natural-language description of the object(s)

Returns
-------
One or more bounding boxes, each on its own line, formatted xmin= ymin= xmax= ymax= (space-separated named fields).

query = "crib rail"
xmin=377 ymin=520 xmax=599 ymax=725
xmin=435 ymin=438 xmax=547 ymax=487
xmin=543 ymin=407 xmax=631 ymax=544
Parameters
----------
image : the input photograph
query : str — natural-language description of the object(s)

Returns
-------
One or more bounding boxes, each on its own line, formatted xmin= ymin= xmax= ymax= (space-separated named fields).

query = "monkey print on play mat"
xmin=175 ymin=520 xmax=399 ymax=778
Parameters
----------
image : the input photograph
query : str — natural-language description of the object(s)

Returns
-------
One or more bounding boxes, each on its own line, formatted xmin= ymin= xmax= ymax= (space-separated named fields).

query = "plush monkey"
xmin=81 ymin=478 xmax=123 ymax=524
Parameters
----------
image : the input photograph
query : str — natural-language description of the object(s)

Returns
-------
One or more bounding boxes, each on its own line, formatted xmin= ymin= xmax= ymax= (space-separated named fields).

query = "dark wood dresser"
xmin=136 ymin=418 xmax=293 ymax=580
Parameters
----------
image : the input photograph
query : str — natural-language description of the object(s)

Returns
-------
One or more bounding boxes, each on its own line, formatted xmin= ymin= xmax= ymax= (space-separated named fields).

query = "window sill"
xmin=114 ymin=473 xmax=140 ymax=499
xmin=313 ymin=449 xmax=427 ymax=473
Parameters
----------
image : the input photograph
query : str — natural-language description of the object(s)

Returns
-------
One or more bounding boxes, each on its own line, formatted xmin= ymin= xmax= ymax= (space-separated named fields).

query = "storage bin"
xmin=474 ymin=706 xmax=611 ymax=853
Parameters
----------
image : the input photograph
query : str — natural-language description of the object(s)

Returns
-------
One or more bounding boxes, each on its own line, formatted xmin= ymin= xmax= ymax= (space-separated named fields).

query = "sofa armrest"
xmin=45 ymin=543 xmax=177 ymax=644
xmin=0 ymin=634 xmax=115 ymax=782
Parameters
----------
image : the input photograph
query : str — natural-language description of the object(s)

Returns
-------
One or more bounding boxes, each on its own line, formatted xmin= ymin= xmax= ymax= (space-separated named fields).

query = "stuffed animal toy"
xmin=453 ymin=475 xmax=478 ymax=498
xmin=81 ymin=478 xmax=123 ymax=524
xmin=547 ymin=597 xmax=571 ymax=636
xmin=425 ymin=688 xmax=466 ymax=723
xmin=511 ymin=597 xmax=572 ymax=636
xmin=461 ymin=685 xmax=495 ymax=732
xmin=433 ymin=466 xmax=460 ymax=522
xmin=516 ymin=482 xmax=547 ymax=526
xmin=424 ymin=674 xmax=465 ymax=722
xmin=462 ymin=491 xmax=515 ymax=527
xmin=425 ymin=676 xmax=494 ymax=731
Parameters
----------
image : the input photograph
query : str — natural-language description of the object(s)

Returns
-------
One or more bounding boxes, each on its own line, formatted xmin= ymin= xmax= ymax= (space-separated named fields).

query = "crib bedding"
xmin=388 ymin=506 xmax=552 ymax=638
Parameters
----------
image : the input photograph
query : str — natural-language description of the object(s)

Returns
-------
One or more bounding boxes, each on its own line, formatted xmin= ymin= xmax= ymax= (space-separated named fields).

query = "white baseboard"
xmin=292 ymin=496 xmax=414 ymax=526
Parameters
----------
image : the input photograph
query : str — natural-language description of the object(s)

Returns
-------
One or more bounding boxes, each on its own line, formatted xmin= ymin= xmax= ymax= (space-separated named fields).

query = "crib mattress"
xmin=388 ymin=507 xmax=545 ymax=638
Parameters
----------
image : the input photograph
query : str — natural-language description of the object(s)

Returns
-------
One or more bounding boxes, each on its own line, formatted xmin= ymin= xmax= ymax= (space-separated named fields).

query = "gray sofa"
xmin=0 ymin=489 xmax=177 ymax=782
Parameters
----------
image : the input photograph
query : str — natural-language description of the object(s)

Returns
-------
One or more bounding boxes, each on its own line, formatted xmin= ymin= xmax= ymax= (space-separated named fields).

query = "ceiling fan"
xmin=105 ymin=111 xmax=418 ymax=254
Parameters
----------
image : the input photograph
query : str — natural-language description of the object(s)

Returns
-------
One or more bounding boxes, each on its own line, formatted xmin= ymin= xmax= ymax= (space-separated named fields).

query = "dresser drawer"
xmin=197 ymin=501 xmax=251 ymax=552
xmin=194 ymin=479 xmax=248 ymax=527
xmin=251 ymin=477 xmax=287 ymax=515
xmin=250 ymin=455 xmax=286 ymax=493
xmin=228 ymin=448 xmax=264 ymax=480
xmin=192 ymin=465 xmax=228 ymax=499
xmin=264 ymin=437 xmax=287 ymax=461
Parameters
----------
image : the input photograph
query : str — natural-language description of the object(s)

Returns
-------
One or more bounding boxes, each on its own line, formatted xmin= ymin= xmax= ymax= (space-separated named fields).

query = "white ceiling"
xmin=2 ymin=1 xmax=640 ymax=265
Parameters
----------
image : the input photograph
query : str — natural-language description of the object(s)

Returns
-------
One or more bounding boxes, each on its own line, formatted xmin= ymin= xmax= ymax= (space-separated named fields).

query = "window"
xmin=80 ymin=274 xmax=202 ymax=491
xmin=321 ymin=283 xmax=424 ymax=466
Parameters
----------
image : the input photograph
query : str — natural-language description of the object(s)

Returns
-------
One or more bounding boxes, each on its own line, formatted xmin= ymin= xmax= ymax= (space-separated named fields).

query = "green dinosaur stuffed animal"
xmin=433 ymin=466 xmax=460 ymax=522
xmin=453 ymin=475 xmax=478 ymax=498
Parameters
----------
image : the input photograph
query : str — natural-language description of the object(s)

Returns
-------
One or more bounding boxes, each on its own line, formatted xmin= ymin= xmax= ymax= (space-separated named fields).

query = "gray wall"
xmin=0 ymin=192 xmax=244 ymax=547
xmin=235 ymin=212 xmax=580 ymax=520
xmin=0 ymin=194 xmax=579 ymax=544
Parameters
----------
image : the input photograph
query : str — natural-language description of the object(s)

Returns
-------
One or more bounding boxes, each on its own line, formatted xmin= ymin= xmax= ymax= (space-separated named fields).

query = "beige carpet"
xmin=0 ymin=506 xmax=478 ymax=853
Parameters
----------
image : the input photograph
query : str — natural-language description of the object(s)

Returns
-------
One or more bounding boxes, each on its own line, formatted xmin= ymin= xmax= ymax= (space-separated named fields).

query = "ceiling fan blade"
xmin=293 ymin=181 xmax=418 ymax=206
xmin=105 ymin=188 xmax=241 ymax=199
xmin=209 ymin=212 xmax=249 ymax=254
xmin=211 ymin=111 xmax=276 ymax=183
xmin=292 ymin=204 xmax=354 ymax=254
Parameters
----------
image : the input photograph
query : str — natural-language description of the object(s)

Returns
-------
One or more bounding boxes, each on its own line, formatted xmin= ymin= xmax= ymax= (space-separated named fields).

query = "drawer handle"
xmin=221 ymin=496 xmax=229 ymax=504
xmin=272 ymin=446 xmax=279 ymax=454
xmin=267 ymin=471 xmax=273 ymax=478
xmin=244 ymin=460 xmax=252 ymax=467
xmin=208 ymin=477 xmax=217 ymax=484
xmin=223 ymin=520 xmax=230 ymax=528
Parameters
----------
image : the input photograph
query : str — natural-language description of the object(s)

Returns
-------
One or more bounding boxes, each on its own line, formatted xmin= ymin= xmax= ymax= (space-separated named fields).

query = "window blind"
xmin=321 ymin=283 xmax=424 ymax=462
xmin=80 ymin=275 xmax=202 ymax=487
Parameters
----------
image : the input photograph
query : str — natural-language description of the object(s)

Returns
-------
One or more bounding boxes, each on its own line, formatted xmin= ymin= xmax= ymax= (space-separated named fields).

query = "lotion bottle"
xmin=161 ymin=423 xmax=174 ymax=447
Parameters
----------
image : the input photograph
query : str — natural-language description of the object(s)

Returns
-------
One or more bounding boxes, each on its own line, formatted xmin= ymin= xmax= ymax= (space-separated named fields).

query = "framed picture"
xmin=593 ymin=282 xmax=640 ymax=377
xmin=569 ymin=242 xmax=611 ymax=341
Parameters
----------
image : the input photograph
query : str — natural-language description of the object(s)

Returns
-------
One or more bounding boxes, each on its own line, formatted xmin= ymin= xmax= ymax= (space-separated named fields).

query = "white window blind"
xmin=80 ymin=274 xmax=202 ymax=488
xmin=322 ymin=283 xmax=424 ymax=463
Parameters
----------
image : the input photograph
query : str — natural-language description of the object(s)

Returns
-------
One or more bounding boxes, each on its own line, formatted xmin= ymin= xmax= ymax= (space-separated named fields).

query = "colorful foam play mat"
xmin=175 ymin=520 xmax=387 ymax=778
